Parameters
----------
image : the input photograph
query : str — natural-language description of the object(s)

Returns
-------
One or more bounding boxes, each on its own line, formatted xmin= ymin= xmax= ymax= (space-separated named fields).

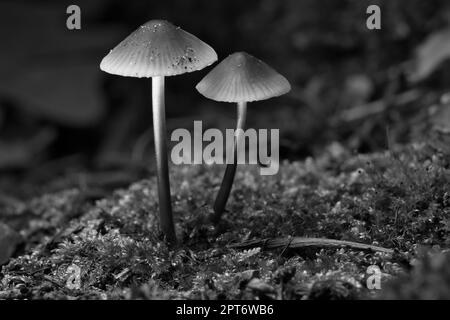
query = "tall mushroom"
xmin=100 ymin=20 xmax=217 ymax=243
xmin=196 ymin=52 xmax=290 ymax=223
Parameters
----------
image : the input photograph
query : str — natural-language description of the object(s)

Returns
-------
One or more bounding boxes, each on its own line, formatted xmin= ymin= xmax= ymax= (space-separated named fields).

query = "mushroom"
xmin=100 ymin=20 xmax=217 ymax=243
xmin=196 ymin=52 xmax=290 ymax=223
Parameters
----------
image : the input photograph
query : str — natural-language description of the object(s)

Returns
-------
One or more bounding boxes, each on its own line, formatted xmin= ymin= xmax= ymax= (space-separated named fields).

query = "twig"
xmin=278 ymin=236 xmax=294 ymax=258
xmin=335 ymin=90 xmax=421 ymax=123
xmin=229 ymin=237 xmax=394 ymax=254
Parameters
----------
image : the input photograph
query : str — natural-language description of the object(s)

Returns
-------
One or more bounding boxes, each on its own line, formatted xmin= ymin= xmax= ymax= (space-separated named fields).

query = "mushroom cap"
xmin=100 ymin=20 xmax=217 ymax=77
xmin=195 ymin=52 xmax=291 ymax=102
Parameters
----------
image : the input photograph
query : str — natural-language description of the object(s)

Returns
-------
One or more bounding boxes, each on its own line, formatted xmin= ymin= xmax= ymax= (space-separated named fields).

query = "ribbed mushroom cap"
xmin=100 ymin=20 xmax=217 ymax=77
xmin=196 ymin=52 xmax=291 ymax=102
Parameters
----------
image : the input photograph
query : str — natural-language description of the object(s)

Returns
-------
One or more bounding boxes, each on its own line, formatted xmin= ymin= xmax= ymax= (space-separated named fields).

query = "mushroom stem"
xmin=152 ymin=76 xmax=176 ymax=243
xmin=213 ymin=101 xmax=247 ymax=223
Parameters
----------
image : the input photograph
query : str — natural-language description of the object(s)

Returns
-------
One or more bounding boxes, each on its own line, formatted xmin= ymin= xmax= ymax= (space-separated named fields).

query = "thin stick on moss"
xmin=230 ymin=237 xmax=394 ymax=254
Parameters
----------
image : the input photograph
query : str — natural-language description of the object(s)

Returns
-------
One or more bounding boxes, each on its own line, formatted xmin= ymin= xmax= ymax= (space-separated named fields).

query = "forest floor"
xmin=1 ymin=141 xmax=449 ymax=300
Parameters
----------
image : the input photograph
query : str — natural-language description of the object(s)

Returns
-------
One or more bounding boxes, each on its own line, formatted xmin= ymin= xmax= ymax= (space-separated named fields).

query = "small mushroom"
xmin=196 ymin=52 xmax=290 ymax=223
xmin=100 ymin=20 xmax=217 ymax=243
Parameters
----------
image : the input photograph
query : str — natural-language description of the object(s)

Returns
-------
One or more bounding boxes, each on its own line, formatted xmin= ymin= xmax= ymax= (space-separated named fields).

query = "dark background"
xmin=1 ymin=0 xmax=450 ymax=194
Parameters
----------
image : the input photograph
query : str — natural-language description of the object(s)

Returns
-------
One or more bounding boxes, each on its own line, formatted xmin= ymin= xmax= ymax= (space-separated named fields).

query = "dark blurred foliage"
xmin=1 ymin=0 xmax=450 ymax=176
xmin=99 ymin=0 xmax=450 ymax=157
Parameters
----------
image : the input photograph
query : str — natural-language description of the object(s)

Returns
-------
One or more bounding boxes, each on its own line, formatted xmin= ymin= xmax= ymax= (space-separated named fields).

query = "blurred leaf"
xmin=0 ymin=223 xmax=22 ymax=265
xmin=431 ymin=98 xmax=450 ymax=133
xmin=409 ymin=27 xmax=450 ymax=82
xmin=3 ymin=62 xmax=106 ymax=127
xmin=0 ymin=1 xmax=124 ymax=127
xmin=342 ymin=74 xmax=374 ymax=107
xmin=0 ymin=128 xmax=56 ymax=169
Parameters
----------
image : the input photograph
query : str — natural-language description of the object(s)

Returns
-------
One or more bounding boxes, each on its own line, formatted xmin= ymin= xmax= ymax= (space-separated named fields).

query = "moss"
xmin=379 ymin=249 xmax=450 ymax=299
xmin=0 ymin=142 xmax=449 ymax=299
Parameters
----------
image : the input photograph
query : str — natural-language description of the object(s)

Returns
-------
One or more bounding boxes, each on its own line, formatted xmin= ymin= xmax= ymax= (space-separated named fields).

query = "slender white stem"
xmin=235 ymin=101 xmax=247 ymax=147
xmin=213 ymin=101 xmax=247 ymax=222
xmin=152 ymin=76 xmax=176 ymax=243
